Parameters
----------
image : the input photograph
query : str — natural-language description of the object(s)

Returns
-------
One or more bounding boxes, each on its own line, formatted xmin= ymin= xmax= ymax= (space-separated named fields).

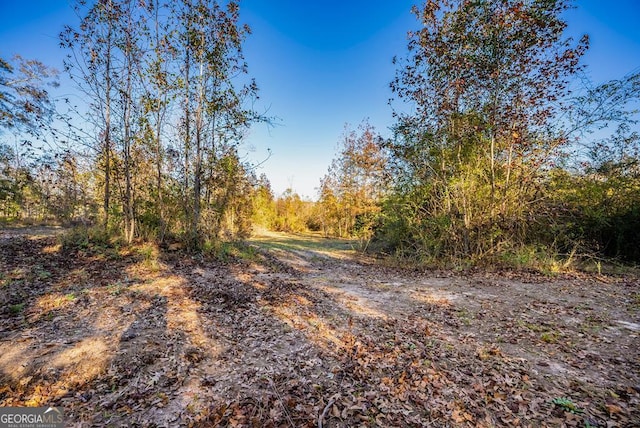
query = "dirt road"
xmin=1 ymin=229 xmax=638 ymax=426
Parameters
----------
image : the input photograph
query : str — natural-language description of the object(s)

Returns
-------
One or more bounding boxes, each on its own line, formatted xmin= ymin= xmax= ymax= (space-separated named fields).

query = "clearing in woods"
xmin=0 ymin=227 xmax=638 ymax=426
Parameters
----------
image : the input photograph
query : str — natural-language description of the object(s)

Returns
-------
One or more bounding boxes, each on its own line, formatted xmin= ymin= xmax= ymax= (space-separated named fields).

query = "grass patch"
xmin=36 ymin=269 xmax=52 ymax=280
xmin=540 ymin=331 xmax=560 ymax=343
xmin=32 ymin=265 xmax=53 ymax=280
xmin=551 ymin=397 xmax=584 ymax=414
xmin=135 ymin=242 xmax=158 ymax=261
xmin=517 ymin=320 xmax=547 ymax=333
xmin=250 ymin=232 xmax=355 ymax=254
xmin=203 ymin=240 xmax=260 ymax=263
xmin=497 ymin=245 xmax=575 ymax=274
xmin=517 ymin=320 xmax=563 ymax=343
xmin=9 ymin=302 xmax=26 ymax=315
xmin=134 ymin=242 xmax=162 ymax=271
xmin=631 ymin=293 xmax=640 ymax=311
xmin=107 ymin=282 xmax=127 ymax=296
xmin=580 ymin=314 xmax=609 ymax=334
xmin=456 ymin=307 xmax=473 ymax=326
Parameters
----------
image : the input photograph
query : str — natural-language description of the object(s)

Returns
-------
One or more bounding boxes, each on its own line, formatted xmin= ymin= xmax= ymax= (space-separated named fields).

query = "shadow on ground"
xmin=0 ymin=229 xmax=638 ymax=426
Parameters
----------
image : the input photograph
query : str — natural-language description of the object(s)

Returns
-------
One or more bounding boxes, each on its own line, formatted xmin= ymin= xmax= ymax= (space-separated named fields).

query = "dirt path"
xmin=1 ymin=229 xmax=638 ymax=427
xmin=0 ymin=225 xmax=64 ymax=241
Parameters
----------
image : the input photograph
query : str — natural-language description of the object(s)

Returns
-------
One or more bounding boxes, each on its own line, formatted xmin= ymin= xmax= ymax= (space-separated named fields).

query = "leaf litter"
xmin=0 ymin=228 xmax=638 ymax=426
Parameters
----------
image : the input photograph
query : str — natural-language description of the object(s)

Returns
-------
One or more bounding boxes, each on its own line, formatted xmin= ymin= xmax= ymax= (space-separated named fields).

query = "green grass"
xmin=34 ymin=266 xmax=52 ymax=280
xmin=249 ymin=232 xmax=355 ymax=254
xmin=107 ymin=282 xmax=127 ymax=296
xmin=551 ymin=397 xmax=584 ymax=414
xmin=516 ymin=320 xmax=563 ymax=343
xmin=9 ymin=303 xmax=26 ymax=314
xmin=517 ymin=320 xmax=546 ymax=333
xmin=58 ymin=226 xmax=122 ymax=252
xmin=631 ymin=293 xmax=640 ymax=310
xmin=540 ymin=331 xmax=560 ymax=343
xmin=456 ymin=308 xmax=473 ymax=326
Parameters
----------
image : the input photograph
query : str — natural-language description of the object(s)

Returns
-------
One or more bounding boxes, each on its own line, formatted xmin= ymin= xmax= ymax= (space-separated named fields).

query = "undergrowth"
xmin=58 ymin=226 xmax=122 ymax=252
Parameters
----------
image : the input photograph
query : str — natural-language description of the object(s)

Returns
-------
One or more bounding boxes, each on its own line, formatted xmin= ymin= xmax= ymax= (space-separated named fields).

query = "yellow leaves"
xmin=330 ymin=403 xmax=341 ymax=418
xmin=477 ymin=345 xmax=502 ymax=360
xmin=23 ymin=385 xmax=46 ymax=407
xmin=477 ymin=348 xmax=491 ymax=361
xmin=42 ymin=243 xmax=61 ymax=254
xmin=492 ymin=391 xmax=507 ymax=401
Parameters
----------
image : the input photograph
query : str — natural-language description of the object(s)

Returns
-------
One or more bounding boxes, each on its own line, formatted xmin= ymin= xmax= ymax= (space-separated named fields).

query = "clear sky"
xmin=1 ymin=0 xmax=639 ymax=199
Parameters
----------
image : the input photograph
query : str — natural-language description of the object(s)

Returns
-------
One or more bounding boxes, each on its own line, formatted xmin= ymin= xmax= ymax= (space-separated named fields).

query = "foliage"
xmin=546 ymin=164 xmax=640 ymax=263
xmin=8 ymin=302 xmax=25 ymax=315
xmin=557 ymin=71 xmax=640 ymax=263
xmin=379 ymin=0 xmax=591 ymax=264
xmin=2 ymin=0 xmax=640 ymax=267
xmin=272 ymin=189 xmax=315 ymax=233
xmin=0 ymin=55 xmax=61 ymax=222
xmin=251 ymin=173 xmax=277 ymax=230
xmin=0 ymin=55 xmax=58 ymax=133
xmin=318 ymin=121 xmax=388 ymax=243
xmin=57 ymin=0 xmax=267 ymax=249
xmin=552 ymin=397 xmax=584 ymax=414
xmin=58 ymin=225 xmax=120 ymax=252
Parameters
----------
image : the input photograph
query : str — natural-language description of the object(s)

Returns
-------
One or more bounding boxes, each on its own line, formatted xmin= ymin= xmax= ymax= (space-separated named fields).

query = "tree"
xmin=0 ymin=55 xmax=59 ymax=221
xmin=385 ymin=0 xmax=588 ymax=260
xmin=138 ymin=0 xmax=176 ymax=242
xmin=545 ymin=70 xmax=640 ymax=262
xmin=274 ymin=189 xmax=312 ymax=233
xmin=60 ymin=0 xmax=265 ymax=246
xmin=61 ymin=0 xmax=120 ymax=231
xmin=251 ymin=173 xmax=276 ymax=230
xmin=0 ymin=55 xmax=58 ymax=134
xmin=112 ymin=0 xmax=147 ymax=243
xmin=318 ymin=121 xmax=388 ymax=241
xmin=175 ymin=0 xmax=265 ymax=246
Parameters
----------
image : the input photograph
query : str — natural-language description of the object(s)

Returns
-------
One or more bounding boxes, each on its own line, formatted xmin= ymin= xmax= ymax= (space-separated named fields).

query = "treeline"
xmin=1 ymin=0 xmax=639 ymax=266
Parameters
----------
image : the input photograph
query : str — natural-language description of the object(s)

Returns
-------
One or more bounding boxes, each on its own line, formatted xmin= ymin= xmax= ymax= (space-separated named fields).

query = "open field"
xmin=1 ymin=228 xmax=638 ymax=426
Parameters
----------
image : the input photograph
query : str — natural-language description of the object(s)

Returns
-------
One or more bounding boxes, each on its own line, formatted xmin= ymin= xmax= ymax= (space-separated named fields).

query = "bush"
xmin=59 ymin=226 xmax=120 ymax=252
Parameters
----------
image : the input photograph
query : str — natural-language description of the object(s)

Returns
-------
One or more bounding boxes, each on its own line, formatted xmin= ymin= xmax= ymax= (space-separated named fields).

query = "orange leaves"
xmin=604 ymin=403 xmax=623 ymax=416
xmin=451 ymin=408 xmax=474 ymax=424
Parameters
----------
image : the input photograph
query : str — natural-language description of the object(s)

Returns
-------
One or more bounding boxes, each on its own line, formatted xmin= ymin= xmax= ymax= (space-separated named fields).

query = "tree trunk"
xmin=183 ymin=48 xmax=191 ymax=236
xmin=123 ymin=37 xmax=135 ymax=243
xmin=103 ymin=18 xmax=113 ymax=232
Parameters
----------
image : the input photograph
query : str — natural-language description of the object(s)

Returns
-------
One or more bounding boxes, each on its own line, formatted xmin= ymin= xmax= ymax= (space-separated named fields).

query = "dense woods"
xmin=1 ymin=0 xmax=639 ymax=266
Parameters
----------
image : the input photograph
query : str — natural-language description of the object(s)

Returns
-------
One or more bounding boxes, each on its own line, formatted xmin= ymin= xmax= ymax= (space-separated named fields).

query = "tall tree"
xmin=176 ymin=0 xmax=264 ymax=246
xmin=114 ymin=0 xmax=144 ymax=242
xmin=0 ymin=55 xmax=58 ymax=134
xmin=61 ymin=0 xmax=121 ymax=230
xmin=60 ymin=0 xmax=265 ymax=245
xmin=0 ymin=55 xmax=59 ymax=220
xmin=386 ymin=0 xmax=588 ymax=259
xmin=139 ymin=0 xmax=176 ymax=241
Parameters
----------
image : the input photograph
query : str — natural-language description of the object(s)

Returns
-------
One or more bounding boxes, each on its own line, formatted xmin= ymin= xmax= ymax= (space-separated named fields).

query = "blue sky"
xmin=1 ymin=0 xmax=639 ymax=198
